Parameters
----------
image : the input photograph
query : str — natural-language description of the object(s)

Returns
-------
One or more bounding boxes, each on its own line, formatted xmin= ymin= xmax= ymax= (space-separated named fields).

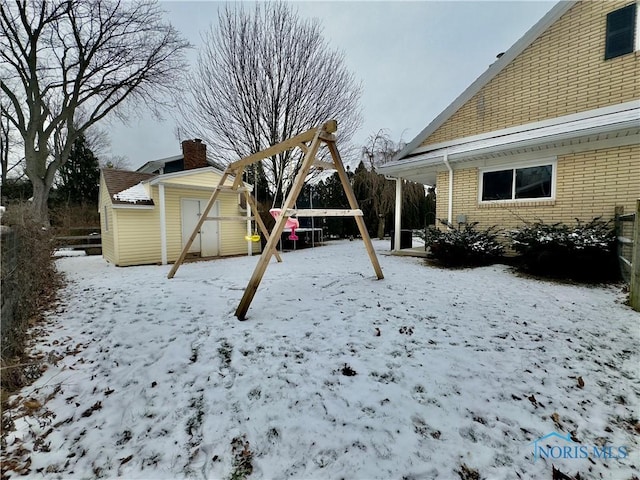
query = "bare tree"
xmin=0 ymin=100 xmax=26 ymax=188
xmin=100 ymin=155 xmax=130 ymax=171
xmin=1 ymin=0 xmax=190 ymax=225
xmin=356 ymin=130 xmax=397 ymax=239
xmin=175 ymin=2 xmax=362 ymax=205
xmin=1 ymin=104 xmax=11 ymax=188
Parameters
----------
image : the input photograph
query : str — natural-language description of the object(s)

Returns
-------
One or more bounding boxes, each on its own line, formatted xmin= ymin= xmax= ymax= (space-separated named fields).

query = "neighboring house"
xmin=99 ymin=139 xmax=260 ymax=267
xmin=380 ymin=0 xmax=639 ymax=250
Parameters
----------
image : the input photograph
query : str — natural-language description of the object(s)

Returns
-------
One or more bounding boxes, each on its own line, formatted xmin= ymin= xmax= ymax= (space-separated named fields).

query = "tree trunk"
xmin=30 ymin=177 xmax=51 ymax=227
xmin=377 ymin=214 xmax=385 ymax=240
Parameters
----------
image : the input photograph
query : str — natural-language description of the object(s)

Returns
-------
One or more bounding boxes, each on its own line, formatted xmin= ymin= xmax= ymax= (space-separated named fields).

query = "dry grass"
xmin=1 ymin=203 xmax=62 ymax=404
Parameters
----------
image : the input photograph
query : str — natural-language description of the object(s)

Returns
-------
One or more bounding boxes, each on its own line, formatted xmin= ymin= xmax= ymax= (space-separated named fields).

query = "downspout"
xmin=159 ymin=183 xmax=167 ymax=265
xmin=443 ymin=153 xmax=453 ymax=226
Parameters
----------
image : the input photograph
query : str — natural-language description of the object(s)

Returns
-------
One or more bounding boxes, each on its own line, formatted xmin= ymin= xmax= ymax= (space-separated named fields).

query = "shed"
xmin=99 ymin=141 xmax=260 ymax=266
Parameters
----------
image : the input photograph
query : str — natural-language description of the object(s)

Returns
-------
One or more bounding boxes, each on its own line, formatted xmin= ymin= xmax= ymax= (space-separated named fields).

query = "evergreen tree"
xmin=56 ymin=135 xmax=100 ymax=206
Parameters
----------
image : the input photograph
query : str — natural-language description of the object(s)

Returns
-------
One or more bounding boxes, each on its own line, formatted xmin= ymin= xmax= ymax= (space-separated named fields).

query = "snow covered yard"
xmin=3 ymin=239 xmax=639 ymax=480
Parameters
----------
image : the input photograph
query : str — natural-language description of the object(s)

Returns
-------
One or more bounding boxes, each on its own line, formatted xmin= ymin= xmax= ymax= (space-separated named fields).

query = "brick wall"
xmin=182 ymin=139 xmax=208 ymax=170
xmin=424 ymin=0 xmax=640 ymax=146
xmin=435 ymin=144 xmax=640 ymax=231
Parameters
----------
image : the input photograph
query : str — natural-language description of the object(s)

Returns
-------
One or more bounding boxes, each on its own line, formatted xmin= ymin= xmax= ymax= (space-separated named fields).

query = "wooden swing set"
xmin=167 ymin=120 xmax=384 ymax=320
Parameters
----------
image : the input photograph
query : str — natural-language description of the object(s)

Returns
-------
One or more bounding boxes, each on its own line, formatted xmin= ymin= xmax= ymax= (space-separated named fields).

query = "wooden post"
xmin=235 ymin=129 xmax=324 ymax=320
xmin=326 ymin=140 xmax=384 ymax=280
xmin=630 ymin=199 xmax=640 ymax=312
xmin=167 ymin=171 xmax=229 ymax=279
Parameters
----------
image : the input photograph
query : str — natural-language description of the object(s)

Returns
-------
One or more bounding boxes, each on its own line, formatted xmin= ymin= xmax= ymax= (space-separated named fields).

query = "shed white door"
xmin=181 ymin=199 xmax=219 ymax=257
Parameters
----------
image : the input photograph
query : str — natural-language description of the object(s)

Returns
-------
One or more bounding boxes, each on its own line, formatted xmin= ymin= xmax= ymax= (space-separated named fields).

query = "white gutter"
xmin=443 ymin=153 xmax=453 ymax=226
xmin=159 ymin=183 xmax=167 ymax=265
xmin=111 ymin=204 xmax=155 ymax=210
xmin=380 ymin=105 xmax=640 ymax=175
xmin=411 ymin=100 xmax=640 ymax=156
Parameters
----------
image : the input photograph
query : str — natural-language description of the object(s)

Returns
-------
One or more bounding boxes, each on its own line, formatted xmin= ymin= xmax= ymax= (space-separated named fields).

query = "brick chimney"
xmin=182 ymin=139 xmax=208 ymax=170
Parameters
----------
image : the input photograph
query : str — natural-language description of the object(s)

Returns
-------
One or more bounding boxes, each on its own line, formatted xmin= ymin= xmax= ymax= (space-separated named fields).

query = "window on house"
xmin=605 ymin=3 xmax=637 ymax=60
xmin=480 ymin=163 xmax=554 ymax=202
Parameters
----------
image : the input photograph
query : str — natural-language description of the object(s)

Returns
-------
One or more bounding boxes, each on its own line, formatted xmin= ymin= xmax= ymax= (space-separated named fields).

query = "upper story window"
xmin=479 ymin=160 xmax=556 ymax=203
xmin=605 ymin=3 xmax=637 ymax=60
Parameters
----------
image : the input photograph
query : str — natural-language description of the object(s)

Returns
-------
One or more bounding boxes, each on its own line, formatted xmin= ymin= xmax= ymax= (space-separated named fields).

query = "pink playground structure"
xmin=269 ymin=208 xmax=299 ymax=241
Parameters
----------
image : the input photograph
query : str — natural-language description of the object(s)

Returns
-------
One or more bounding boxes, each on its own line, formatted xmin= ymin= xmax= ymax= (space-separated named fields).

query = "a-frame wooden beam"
xmin=228 ymin=120 xmax=337 ymax=171
xmin=326 ymin=140 xmax=384 ymax=280
xmin=235 ymin=127 xmax=325 ymax=320
xmin=167 ymin=119 xmax=383 ymax=321
xmin=235 ymin=124 xmax=384 ymax=320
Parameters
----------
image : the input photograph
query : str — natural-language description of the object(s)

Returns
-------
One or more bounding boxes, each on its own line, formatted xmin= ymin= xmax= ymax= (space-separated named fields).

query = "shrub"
xmin=507 ymin=217 xmax=617 ymax=281
xmin=1 ymin=203 xmax=62 ymax=394
xmin=426 ymin=221 xmax=505 ymax=267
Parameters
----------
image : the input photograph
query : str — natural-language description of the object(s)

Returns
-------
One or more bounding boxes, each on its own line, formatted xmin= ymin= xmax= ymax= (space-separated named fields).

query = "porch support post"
xmin=394 ymin=177 xmax=402 ymax=252
xmin=159 ymin=183 xmax=168 ymax=265
xmin=443 ymin=153 xmax=453 ymax=226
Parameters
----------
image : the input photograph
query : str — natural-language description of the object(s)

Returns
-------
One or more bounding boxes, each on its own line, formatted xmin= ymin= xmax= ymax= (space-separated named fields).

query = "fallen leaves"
xmin=340 ymin=364 xmax=357 ymax=376
xmin=23 ymin=399 xmax=42 ymax=413
xmin=80 ymin=401 xmax=102 ymax=418
xmin=551 ymin=412 xmax=562 ymax=429
xmin=399 ymin=326 xmax=414 ymax=335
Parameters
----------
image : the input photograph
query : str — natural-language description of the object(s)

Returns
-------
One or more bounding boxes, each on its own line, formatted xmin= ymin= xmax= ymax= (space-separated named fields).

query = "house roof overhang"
xmin=392 ymin=1 xmax=578 ymax=164
xmin=136 ymin=155 xmax=183 ymax=174
xmin=378 ymin=101 xmax=640 ymax=185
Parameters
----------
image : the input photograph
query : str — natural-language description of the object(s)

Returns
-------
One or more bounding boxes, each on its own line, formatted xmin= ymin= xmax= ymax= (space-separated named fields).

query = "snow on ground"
xmin=3 ymin=239 xmax=639 ymax=479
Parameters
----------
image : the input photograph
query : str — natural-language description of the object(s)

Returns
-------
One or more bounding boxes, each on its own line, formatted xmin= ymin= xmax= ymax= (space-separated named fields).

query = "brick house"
xmin=379 ymin=0 xmax=639 ymax=250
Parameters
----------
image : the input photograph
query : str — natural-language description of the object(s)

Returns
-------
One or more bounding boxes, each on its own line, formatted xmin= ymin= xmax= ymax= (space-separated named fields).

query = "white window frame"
xmin=478 ymin=158 xmax=557 ymax=204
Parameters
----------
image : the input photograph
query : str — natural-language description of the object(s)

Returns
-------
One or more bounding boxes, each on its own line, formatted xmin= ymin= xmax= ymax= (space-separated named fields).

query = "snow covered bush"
xmin=426 ymin=221 xmax=504 ymax=267
xmin=508 ymin=217 xmax=617 ymax=281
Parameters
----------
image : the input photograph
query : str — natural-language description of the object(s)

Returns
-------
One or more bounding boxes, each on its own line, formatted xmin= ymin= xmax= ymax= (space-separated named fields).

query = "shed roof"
xmin=101 ymin=169 xmax=156 ymax=206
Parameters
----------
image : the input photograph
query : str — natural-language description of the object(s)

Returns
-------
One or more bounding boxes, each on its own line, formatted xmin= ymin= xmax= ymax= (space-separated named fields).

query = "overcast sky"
xmin=107 ymin=0 xmax=555 ymax=170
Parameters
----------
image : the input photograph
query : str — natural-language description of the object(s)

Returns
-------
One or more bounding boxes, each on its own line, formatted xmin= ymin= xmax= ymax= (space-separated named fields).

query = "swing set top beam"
xmin=282 ymin=208 xmax=363 ymax=217
xmin=228 ymin=120 xmax=337 ymax=171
